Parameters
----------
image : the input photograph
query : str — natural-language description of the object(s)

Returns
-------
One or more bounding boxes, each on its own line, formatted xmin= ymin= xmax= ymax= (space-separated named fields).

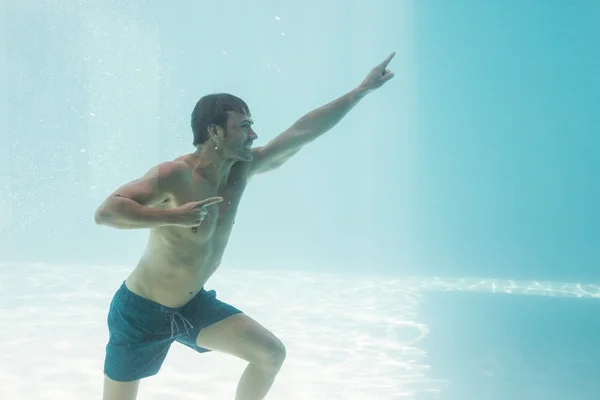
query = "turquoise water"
xmin=1 ymin=1 xmax=599 ymax=399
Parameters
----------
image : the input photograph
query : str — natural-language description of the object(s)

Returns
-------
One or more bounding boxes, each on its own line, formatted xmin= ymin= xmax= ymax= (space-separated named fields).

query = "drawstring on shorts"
xmin=169 ymin=312 xmax=194 ymax=338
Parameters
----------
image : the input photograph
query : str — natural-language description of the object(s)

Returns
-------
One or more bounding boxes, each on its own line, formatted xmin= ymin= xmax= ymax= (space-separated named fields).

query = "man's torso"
xmin=126 ymin=156 xmax=250 ymax=308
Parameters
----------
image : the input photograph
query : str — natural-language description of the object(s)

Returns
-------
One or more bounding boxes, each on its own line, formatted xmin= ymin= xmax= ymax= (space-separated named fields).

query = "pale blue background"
xmin=1 ymin=0 xmax=598 ymax=282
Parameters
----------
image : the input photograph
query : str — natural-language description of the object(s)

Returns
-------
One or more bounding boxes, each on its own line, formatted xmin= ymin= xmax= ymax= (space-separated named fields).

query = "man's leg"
xmin=103 ymin=282 xmax=174 ymax=400
xmin=102 ymin=376 xmax=140 ymax=400
xmin=195 ymin=313 xmax=286 ymax=400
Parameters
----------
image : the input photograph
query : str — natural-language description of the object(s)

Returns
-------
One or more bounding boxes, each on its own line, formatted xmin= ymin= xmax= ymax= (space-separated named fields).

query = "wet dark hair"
xmin=191 ymin=93 xmax=250 ymax=146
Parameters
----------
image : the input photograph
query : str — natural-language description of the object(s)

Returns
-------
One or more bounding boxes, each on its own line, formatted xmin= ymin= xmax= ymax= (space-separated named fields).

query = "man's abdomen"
xmin=126 ymin=240 xmax=218 ymax=308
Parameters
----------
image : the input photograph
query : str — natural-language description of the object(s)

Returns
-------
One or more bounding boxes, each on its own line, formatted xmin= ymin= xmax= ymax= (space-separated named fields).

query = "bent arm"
xmin=94 ymin=195 xmax=174 ymax=229
xmin=94 ymin=161 xmax=188 ymax=229
xmin=249 ymin=87 xmax=368 ymax=176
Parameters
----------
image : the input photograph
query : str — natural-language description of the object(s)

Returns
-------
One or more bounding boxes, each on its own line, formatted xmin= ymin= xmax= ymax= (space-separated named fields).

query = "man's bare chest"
xmin=171 ymin=165 xmax=249 ymax=238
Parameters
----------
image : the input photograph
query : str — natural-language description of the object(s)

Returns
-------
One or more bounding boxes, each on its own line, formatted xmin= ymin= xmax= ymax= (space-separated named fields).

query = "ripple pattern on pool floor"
xmin=1 ymin=262 xmax=598 ymax=399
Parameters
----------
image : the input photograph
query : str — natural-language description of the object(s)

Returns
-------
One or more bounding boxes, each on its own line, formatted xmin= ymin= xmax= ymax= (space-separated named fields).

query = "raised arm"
xmin=249 ymin=52 xmax=396 ymax=177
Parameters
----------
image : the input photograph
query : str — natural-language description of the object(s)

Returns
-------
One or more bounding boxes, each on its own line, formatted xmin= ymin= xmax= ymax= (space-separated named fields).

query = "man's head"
xmin=191 ymin=93 xmax=258 ymax=161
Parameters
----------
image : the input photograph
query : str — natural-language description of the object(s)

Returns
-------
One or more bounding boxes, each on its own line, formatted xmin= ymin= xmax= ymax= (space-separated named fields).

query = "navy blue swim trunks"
xmin=104 ymin=281 xmax=243 ymax=382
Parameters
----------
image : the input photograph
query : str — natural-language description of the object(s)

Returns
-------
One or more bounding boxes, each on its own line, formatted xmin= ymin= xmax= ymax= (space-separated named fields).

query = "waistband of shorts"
xmin=117 ymin=281 xmax=185 ymax=313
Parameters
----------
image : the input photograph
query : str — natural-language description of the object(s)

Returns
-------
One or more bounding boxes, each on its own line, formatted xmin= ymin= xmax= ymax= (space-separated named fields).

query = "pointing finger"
xmin=379 ymin=52 xmax=396 ymax=69
xmin=193 ymin=196 xmax=224 ymax=209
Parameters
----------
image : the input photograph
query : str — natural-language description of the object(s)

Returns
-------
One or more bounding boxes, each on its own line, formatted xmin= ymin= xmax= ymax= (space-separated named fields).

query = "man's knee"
xmin=257 ymin=337 xmax=286 ymax=371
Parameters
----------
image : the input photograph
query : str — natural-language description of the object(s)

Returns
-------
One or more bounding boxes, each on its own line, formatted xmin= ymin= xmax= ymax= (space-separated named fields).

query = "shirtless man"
xmin=94 ymin=52 xmax=395 ymax=400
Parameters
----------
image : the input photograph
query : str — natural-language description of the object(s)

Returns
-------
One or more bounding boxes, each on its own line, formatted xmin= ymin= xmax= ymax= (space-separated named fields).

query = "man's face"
xmin=223 ymin=110 xmax=258 ymax=162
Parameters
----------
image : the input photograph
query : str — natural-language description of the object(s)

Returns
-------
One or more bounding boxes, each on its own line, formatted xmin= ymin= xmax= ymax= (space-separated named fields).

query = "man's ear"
xmin=207 ymin=124 xmax=219 ymax=139
xmin=208 ymin=124 xmax=226 ymax=143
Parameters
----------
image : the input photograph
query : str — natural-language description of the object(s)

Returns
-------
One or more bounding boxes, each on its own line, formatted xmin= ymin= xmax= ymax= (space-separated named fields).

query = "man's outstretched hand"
xmin=357 ymin=52 xmax=396 ymax=94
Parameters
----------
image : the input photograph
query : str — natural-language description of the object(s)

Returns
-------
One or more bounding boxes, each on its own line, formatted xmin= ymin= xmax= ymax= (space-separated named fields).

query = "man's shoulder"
xmin=150 ymin=158 xmax=193 ymax=186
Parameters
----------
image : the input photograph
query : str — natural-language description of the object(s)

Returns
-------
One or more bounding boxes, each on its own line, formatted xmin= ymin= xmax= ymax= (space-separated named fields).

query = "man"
xmin=94 ymin=52 xmax=395 ymax=400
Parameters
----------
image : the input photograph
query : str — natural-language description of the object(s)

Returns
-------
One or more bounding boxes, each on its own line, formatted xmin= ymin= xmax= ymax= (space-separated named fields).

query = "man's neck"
xmin=191 ymin=144 xmax=237 ymax=187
